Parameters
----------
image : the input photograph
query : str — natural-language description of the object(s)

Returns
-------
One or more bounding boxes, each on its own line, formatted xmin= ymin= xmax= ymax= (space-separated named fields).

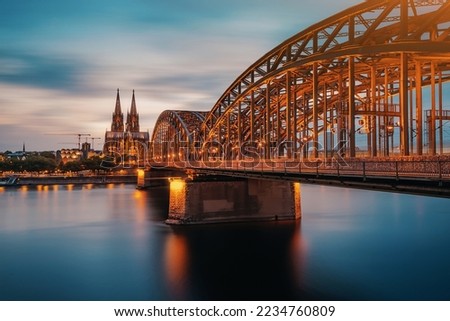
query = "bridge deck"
xmin=149 ymin=158 xmax=450 ymax=197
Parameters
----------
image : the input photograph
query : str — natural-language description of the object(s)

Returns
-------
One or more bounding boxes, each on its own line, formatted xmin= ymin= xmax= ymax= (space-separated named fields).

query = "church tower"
xmin=126 ymin=90 xmax=140 ymax=132
xmin=104 ymin=89 xmax=149 ymax=165
xmin=111 ymin=89 xmax=124 ymax=131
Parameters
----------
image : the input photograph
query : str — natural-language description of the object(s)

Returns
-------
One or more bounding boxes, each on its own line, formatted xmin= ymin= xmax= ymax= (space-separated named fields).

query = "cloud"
xmin=0 ymin=49 xmax=89 ymax=92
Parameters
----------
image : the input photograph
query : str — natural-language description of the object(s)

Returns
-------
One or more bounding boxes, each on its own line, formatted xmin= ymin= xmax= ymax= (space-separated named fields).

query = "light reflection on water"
xmin=0 ymin=183 xmax=449 ymax=300
xmin=164 ymin=233 xmax=189 ymax=298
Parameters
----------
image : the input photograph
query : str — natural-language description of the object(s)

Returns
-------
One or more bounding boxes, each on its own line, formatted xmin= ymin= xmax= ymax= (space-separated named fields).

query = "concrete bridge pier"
xmin=137 ymin=168 xmax=184 ymax=188
xmin=166 ymin=177 xmax=301 ymax=225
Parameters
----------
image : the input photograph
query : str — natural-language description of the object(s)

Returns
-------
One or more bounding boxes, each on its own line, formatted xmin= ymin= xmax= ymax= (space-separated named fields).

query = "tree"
xmin=23 ymin=156 xmax=57 ymax=172
xmin=81 ymin=157 xmax=103 ymax=173
xmin=59 ymin=161 xmax=82 ymax=172
xmin=0 ymin=160 xmax=11 ymax=171
xmin=40 ymin=151 xmax=56 ymax=160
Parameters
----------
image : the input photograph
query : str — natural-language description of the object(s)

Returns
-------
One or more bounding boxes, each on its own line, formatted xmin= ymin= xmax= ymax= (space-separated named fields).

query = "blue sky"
xmin=0 ymin=0 xmax=361 ymax=151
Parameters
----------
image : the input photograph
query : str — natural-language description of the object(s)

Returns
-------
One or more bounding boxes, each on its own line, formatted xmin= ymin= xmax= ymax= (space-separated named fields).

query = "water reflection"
xmin=84 ymin=183 xmax=94 ymax=190
xmin=164 ymin=233 xmax=189 ymax=298
xmin=161 ymin=222 xmax=307 ymax=300
xmin=290 ymin=225 xmax=308 ymax=288
xmin=1 ymin=183 xmax=450 ymax=300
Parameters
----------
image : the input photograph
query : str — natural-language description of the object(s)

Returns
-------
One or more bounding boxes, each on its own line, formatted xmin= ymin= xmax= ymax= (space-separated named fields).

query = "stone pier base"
xmin=166 ymin=177 xmax=301 ymax=225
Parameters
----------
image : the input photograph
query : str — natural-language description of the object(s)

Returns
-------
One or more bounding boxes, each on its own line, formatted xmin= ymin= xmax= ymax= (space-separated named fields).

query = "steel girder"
xmin=151 ymin=110 xmax=207 ymax=161
xmin=150 ymin=0 xmax=450 ymax=161
xmin=198 ymin=0 xmax=450 ymax=159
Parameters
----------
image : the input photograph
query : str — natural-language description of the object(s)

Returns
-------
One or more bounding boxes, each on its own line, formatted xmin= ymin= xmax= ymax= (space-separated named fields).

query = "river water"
xmin=0 ymin=183 xmax=449 ymax=300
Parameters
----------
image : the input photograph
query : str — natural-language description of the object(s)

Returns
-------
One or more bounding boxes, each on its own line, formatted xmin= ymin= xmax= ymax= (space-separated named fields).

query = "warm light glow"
xmin=294 ymin=182 xmax=301 ymax=219
xmin=66 ymin=184 xmax=74 ymax=191
xmin=132 ymin=189 xmax=148 ymax=224
xmin=290 ymin=222 xmax=307 ymax=285
xmin=133 ymin=190 xmax=142 ymax=199
xmin=170 ymin=178 xmax=186 ymax=192
xmin=164 ymin=234 xmax=189 ymax=298
xmin=36 ymin=184 xmax=49 ymax=192
xmin=169 ymin=178 xmax=187 ymax=216
xmin=137 ymin=169 xmax=145 ymax=179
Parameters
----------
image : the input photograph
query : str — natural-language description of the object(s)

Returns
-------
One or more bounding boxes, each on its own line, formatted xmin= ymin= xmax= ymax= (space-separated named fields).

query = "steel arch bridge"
xmin=151 ymin=0 xmax=450 ymax=164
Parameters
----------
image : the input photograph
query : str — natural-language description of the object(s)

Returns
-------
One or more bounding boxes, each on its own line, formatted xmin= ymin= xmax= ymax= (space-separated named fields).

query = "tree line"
xmin=0 ymin=155 xmax=104 ymax=173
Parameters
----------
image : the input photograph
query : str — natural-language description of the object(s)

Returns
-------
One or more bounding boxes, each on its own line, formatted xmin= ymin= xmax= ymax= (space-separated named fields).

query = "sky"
xmin=0 ymin=0 xmax=361 ymax=152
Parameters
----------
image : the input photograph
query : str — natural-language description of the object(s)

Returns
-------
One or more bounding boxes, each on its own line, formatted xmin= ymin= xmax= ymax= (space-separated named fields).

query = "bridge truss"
xmin=152 ymin=0 xmax=450 ymax=162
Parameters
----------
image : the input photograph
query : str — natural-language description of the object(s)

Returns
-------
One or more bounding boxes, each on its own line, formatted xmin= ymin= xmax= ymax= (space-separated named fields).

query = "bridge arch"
xmin=151 ymin=110 xmax=207 ymax=162
xmin=152 ymin=0 xmax=450 ymax=162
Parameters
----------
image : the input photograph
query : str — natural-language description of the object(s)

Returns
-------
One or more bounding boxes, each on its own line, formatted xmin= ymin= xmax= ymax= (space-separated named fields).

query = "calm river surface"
xmin=0 ymin=183 xmax=449 ymax=300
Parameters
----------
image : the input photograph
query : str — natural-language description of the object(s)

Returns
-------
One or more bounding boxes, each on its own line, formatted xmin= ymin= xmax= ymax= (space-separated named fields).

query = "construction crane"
xmin=75 ymin=134 xmax=91 ymax=149
xmin=46 ymin=133 xmax=91 ymax=149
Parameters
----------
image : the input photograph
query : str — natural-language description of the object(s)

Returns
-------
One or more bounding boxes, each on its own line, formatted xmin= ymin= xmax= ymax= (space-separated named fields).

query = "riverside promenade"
xmin=6 ymin=174 xmax=137 ymax=186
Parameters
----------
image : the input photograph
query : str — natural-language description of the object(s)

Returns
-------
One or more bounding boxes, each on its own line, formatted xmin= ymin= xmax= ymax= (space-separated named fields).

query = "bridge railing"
xmin=152 ymin=157 xmax=450 ymax=181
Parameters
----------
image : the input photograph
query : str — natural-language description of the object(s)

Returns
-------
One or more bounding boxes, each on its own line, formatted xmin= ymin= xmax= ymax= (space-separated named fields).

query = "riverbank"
xmin=11 ymin=175 xmax=137 ymax=186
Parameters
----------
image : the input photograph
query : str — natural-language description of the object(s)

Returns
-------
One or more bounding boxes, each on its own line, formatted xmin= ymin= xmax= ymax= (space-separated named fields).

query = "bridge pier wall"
xmin=137 ymin=168 xmax=186 ymax=188
xmin=166 ymin=177 xmax=301 ymax=225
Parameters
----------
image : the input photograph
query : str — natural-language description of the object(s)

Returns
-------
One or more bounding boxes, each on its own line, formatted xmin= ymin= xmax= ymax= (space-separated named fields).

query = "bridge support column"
xmin=313 ymin=63 xmax=319 ymax=158
xmin=348 ymin=56 xmax=356 ymax=157
xmin=415 ymin=61 xmax=423 ymax=155
xmin=400 ymin=52 xmax=410 ymax=156
xmin=166 ymin=177 xmax=301 ymax=225
xmin=430 ymin=63 xmax=437 ymax=155
xmin=370 ymin=65 xmax=378 ymax=157
xmin=286 ymin=71 xmax=293 ymax=158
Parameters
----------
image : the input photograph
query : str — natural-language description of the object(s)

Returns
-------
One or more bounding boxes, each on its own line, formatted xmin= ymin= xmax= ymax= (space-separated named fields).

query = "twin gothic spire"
xmin=111 ymin=89 xmax=140 ymax=132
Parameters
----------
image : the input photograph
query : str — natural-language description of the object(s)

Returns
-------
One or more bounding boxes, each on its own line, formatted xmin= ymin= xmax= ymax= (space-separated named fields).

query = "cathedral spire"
xmin=127 ymin=90 xmax=140 ymax=132
xmin=111 ymin=88 xmax=124 ymax=131
xmin=130 ymin=90 xmax=137 ymax=116
xmin=114 ymin=88 xmax=122 ymax=115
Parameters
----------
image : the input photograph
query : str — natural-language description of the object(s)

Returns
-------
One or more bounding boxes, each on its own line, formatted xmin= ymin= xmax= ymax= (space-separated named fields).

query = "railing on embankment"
xmin=14 ymin=175 xmax=137 ymax=186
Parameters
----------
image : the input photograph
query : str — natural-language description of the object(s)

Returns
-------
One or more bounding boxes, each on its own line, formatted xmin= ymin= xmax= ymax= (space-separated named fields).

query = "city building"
xmin=57 ymin=148 xmax=83 ymax=164
xmin=103 ymin=89 xmax=149 ymax=165
xmin=5 ymin=143 xmax=27 ymax=160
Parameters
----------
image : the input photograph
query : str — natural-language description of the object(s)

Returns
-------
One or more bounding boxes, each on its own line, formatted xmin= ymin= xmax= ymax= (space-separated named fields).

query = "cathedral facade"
xmin=103 ymin=89 xmax=149 ymax=165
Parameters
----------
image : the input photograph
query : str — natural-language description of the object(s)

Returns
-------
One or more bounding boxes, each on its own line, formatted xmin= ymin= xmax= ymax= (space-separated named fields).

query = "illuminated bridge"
xmin=144 ymin=0 xmax=450 ymax=213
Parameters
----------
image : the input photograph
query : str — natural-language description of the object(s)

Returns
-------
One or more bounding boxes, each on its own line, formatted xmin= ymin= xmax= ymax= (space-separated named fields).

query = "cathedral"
xmin=103 ymin=89 xmax=149 ymax=165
